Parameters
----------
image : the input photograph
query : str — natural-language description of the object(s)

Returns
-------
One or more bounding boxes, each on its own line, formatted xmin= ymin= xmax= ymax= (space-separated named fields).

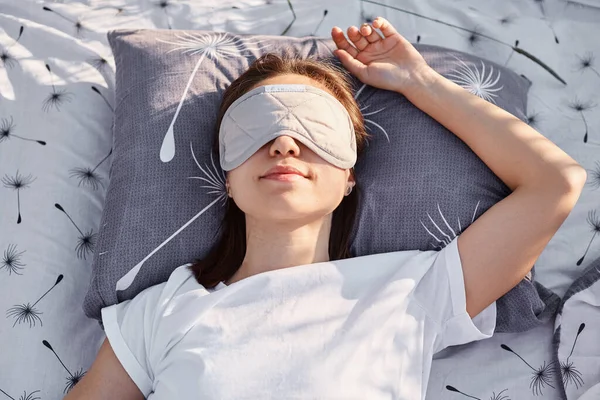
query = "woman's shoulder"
xmin=164 ymin=263 xmax=210 ymax=295
xmin=125 ymin=264 xmax=212 ymax=317
xmin=167 ymin=263 xmax=196 ymax=283
xmin=117 ymin=264 xmax=204 ymax=305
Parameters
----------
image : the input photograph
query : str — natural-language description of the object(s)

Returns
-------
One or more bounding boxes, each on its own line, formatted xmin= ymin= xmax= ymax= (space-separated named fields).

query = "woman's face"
xmin=226 ymin=73 xmax=355 ymax=224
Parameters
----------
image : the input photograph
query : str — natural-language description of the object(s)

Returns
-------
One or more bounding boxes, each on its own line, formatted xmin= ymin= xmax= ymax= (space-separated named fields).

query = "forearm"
xmin=402 ymin=68 xmax=586 ymax=191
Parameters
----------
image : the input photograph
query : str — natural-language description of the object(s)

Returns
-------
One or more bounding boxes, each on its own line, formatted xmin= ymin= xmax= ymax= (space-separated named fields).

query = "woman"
xmin=67 ymin=17 xmax=586 ymax=400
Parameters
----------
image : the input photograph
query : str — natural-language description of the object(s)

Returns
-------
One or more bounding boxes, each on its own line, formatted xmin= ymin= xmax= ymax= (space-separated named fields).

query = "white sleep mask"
xmin=219 ymin=83 xmax=357 ymax=171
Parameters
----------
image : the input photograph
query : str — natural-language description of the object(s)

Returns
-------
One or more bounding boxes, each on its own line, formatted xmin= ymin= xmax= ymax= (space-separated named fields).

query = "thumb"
xmin=334 ymin=49 xmax=367 ymax=79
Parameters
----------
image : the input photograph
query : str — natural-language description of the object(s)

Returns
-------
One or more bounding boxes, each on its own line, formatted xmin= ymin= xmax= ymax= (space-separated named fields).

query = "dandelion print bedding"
xmin=1 ymin=0 xmax=599 ymax=399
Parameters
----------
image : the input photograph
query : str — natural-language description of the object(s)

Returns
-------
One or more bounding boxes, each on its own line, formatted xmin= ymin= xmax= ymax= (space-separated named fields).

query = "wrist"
xmin=399 ymin=65 xmax=441 ymax=97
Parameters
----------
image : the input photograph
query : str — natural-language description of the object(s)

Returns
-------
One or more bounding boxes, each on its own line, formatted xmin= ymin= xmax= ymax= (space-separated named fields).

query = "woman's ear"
xmin=225 ymin=179 xmax=232 ymax=198
xmin=348 ymin=169 xmax=356 ymax=188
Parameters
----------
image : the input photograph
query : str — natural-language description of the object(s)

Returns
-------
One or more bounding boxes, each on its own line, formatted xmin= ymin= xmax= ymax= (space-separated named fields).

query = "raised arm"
xmin=399 ymin=67 xmax=585 ymax=317
xmin=332 ymin=17 xmax=587 ymax=317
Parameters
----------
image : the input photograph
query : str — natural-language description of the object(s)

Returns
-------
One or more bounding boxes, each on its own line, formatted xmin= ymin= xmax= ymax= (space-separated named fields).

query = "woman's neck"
xmin=226 ymin=215 xmax=331 ymax=285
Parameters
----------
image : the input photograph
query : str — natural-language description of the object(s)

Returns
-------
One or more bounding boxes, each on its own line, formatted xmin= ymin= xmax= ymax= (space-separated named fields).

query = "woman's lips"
xmin=261 ymin=173 xmax=305 ymax=181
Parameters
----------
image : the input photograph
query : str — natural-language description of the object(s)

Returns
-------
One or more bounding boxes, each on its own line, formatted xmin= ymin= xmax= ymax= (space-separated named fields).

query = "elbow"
xmin=531 ymin=166 xmax=587 ymax=218
xmin=543 ymin=164 xmax=587 ymax=194
xmin=570 ymin=165 xmax=587 ymax=190
xmin=558 ymin=165 xmax=587 ymax=193
xmin=549 ymin=167 xmax=587 ymax=218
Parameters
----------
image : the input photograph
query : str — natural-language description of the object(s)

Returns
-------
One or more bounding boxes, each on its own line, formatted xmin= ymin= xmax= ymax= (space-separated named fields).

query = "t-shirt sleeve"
xmin=100 ymin=282 xmax=167 ymax=397
xmin=413 ymin=236 xmax=497 ymax=354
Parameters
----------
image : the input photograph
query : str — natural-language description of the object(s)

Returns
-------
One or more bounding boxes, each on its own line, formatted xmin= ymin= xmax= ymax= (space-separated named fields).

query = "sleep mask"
xmin=219 ymin=83 xmax=357 ymax=171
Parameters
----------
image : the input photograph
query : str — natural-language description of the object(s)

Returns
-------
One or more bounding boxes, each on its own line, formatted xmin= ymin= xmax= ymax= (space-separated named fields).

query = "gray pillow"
xmin=85 ymin=29 xmax=559 ymax=333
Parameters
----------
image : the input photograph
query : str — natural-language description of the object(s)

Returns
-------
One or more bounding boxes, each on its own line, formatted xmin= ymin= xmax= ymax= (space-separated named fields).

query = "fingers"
xmin=331 ymin=26 xmax=359 ymax=58
xmin=360 ymin=23 xmax=383 ymax=43
xmin=331 ymin=16 xmax=397 ymax=59
xmin=372 ymin=16 xmax=398 ymax=38
xmin=347 ymin=25 xmax=370 ymax=51
xmin=333 ymin=48 xmax=367 ymax=79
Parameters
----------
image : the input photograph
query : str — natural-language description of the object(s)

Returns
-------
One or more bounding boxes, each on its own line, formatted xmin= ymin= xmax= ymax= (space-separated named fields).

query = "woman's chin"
xmin=247 ymin=197 xmax=321 ymax=220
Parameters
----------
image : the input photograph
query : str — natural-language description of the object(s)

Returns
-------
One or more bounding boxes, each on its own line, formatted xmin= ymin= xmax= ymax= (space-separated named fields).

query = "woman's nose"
xmin=269 ymin=135 xmax=301 ymax=158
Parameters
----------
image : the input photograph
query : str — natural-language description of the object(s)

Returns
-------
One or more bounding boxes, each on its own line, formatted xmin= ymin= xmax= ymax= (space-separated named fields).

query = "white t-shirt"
xmin=101 ymin=236 xmax=496 ymax=400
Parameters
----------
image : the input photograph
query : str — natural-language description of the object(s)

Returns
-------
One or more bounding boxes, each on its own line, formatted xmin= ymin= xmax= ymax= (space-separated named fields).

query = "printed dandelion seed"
xmin=359 ymin=0 xmax=367 ymax=21
xmin=88 ymin=56 xmax=110 ymax=74
xmin=0 ymin=25 xmax=24 ymax=70
xmin=281 ymin=0 xmax=297 ymax=36
xmin=54 ymin=203 xmax=96 ymax=259
xmin=0 ymin=388 xmax=41 ymax=400
xmin=501 ymin=344 xmax=556 ymax=396
xmin=115 ymin=142 xmax=227 ymax=292
xmin=533 ymin=0 xmax=560 ymax=43
xmin=158 ymin=31 xmax=255 ymax=58
xmin=69 ymin=167 xmax=101 ymax=190
xmin=311 ymin=9 xmax=328 ymax=35
xmin=0 ymin=49 xmax=17 ymax=69
xmin=421 ymin=201 xmax=481 ymax=250
xmin=499 ymin=15 xmax=516 ymax=25
xmin=548 ymin=25 xmax=559 ymax=44
xmin=445 ymin=385 xmax=511 ymax=400
xmin=526 ymin=111 xmax=542 ymax=128
xmin=188 ymin=142 xmax=228 ymax=206
xmin=6 ymin=275 xmax=63 ymax=328
xmin=467 ymin=27 xmax=483 ymax=47
xmin=490 ymin=389 xmax=510 ymax=400
xmin=362 ymin=105 xmax=388 ymax=141
xmin=22 ymin=390 xmax=42 ymax=400
xmin=0 ymin=116 xmax=46 ymax=146
xmin=69 ymin=148 xmax=113 ymax=191
xmin=42 ymin=88 xmax=73 ymax=112
xmin=575 ymin=52 xmax=600 ymax=78
xmin=65 ymin=368 xmax=85 ymax=393
xmin=568 ymin=97 xmax=597 ymax=144
xmin=1 ymin=244 xmax=25 ymax=275
xmin=446 ymin=385 xmax=481 ymax=399
xmin=92 ymin=4 xmax=133 ymax=16
xmin=42 ymin=63 xmax=74 ymax=112
xmin=561 ymin=323 xmax=585 ymax=389
xmin=354 ymin=84 xmax=389 ymax=142
xmin=504 ymin=40 xmax=520 ymax=66
xmin=530 ymin=363 xmax=556 ymax=395
xmin=75 ymin=230 xmax=96 ymax=260
xmin=2 ymin=170 xmax=36 ymax=224
xmin=42 ymin=6 xmax=87 ymax=37
xmin=153 ymin=0 xmax=174 ymax=29
xmin=577 ymin=209 xmax=600 ymax=265
xmin=360 ymin=0 xmax=566 ymax=84
xmin=157 ymin=32 xmax=269 ymax=163
xmin=91 ymin=86 xmax=114 ymax=112
xmin=448 ymin=58 xmax=504 ymax=103
xmin=6 ymin=303 xmax=42 ymax=328
xmin=534 ymin=0 xmax=546 ymax=14
xmin=588 ymin=161 xmax=600 ymax=190
xmin=42 ymin=340 xmax=87 ymax=393
xmin=445 ymin=387 xmax=511 ymax=400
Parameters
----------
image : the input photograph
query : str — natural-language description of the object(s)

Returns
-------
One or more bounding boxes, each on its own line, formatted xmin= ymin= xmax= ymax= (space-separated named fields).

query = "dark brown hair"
xmin=188 ymin=53 xmax=370 ymax=288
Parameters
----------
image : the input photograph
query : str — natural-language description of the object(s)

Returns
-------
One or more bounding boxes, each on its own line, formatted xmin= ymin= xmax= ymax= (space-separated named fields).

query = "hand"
xmin=331 ymin=17 xmax=432 ymax=94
